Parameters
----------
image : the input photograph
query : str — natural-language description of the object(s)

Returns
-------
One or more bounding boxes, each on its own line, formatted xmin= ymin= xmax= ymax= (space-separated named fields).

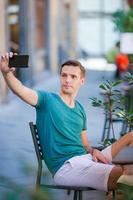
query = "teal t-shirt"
xmin=35 ymin=90 xmax=87 ymax=175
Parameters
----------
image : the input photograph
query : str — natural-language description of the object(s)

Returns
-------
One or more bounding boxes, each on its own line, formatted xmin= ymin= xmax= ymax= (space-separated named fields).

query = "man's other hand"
xmin=92 ymin=149 xmax=109 ymax=164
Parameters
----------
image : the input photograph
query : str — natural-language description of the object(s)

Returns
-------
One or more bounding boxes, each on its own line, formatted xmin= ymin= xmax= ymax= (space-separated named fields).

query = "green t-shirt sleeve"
xmin=35 ymin=90 xmax=46 ymax=108
xmin=76 ymin=101 xmax=87 ymax=131
xmin=82 ymin=110 xmax=87 ymax=131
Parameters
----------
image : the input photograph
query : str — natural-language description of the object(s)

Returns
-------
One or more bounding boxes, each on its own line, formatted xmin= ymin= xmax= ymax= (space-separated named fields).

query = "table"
xmin=112 ymin=146 xmax=133 ymax=165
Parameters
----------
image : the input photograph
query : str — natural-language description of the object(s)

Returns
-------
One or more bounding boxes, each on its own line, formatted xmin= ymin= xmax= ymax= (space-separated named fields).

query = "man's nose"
xmin=65 ymin=76 xmax=71 ymax=83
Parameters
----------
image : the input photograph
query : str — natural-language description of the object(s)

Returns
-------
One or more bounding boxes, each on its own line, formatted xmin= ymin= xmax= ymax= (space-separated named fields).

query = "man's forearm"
xmin=2 ymin=71 xmax=24 ymax=96
xmin=81 ymin=131 xmax=94 ymax=155
xmin=84 ymin=145 xmax=94 ymax=155
xmin=2 ymin=71 xmax=38 ymax=106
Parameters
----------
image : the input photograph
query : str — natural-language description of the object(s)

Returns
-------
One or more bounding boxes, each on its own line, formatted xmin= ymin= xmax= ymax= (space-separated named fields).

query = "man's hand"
xmin=0 ymin=52 xmax=38 ymax=106
xmin=92 ymin=149 xmax=109 ymax=164
xmin=0 ymin=52 xmax=15 ymax=74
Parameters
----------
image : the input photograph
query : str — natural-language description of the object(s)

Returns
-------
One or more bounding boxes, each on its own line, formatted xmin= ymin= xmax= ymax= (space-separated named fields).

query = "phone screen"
xmin=9 ymin=55 xmax=29 ymax=68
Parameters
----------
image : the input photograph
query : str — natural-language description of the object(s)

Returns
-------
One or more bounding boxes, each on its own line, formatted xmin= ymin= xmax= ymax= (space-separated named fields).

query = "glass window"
xmin=104 ymin=17 xmax=120 ymax=53
xmin=104 ymin=0 xmax=123 ymax=13
xmin=78 ymin=18 xmax=101 ymax=55
xmin=78 ymin=0 xmax=101 ymax=11
xmin=78 ymin=0 xmax=123 ymax=56
xmin=7 ymin=0 xmax=19 ymax=53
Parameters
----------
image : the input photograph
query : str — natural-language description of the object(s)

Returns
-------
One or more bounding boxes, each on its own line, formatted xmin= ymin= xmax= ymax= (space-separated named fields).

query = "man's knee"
xmin=112 ymin=132 xmax=133 ymax=158
xmin=122 ymin=132 xmax=133 ymax=145
xmin=107 ymin=166 xmax=123 ymax=190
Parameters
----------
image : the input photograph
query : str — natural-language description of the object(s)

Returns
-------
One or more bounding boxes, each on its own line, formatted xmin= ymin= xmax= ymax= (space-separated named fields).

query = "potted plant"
xmin=112 ymin=8 xmax=133 ymax=33
xmin=112 ymin=6 xmax=133 ymax=64
xmin=90 ymin=72 xmax=133 ymax=147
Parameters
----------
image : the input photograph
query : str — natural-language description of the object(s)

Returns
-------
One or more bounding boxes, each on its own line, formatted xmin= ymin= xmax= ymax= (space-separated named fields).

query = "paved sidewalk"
xmin=0 ymin=69 xmax=121 ymax=199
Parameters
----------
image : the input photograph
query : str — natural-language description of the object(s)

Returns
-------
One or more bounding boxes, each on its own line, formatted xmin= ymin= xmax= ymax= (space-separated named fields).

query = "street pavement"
xmin=0 ymin=69 xmax=121 ymax=199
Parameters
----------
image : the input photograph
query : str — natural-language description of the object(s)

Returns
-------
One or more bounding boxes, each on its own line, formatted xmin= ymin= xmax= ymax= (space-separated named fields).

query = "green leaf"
xmin=104 ymin=83 xmax=111 ymax=89
xmin=112 ymin=80 xmax=123 ymax=86
xmin=99 ymin=84 xmax=107 ymax=90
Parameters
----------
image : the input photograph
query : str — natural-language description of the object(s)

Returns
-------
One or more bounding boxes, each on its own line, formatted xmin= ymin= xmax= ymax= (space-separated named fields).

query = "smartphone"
xmin=9 ymin=55 xmax=29 ymax=68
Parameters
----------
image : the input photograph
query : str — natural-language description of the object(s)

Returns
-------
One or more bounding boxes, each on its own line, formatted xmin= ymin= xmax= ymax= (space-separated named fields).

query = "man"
xmin=0 ymin=52 xmax=133 ymax=192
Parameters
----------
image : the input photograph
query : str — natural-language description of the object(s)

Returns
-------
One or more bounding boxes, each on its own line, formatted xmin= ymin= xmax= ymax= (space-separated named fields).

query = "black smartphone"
xmin=9 ymin=55 xmax=29 ymax=68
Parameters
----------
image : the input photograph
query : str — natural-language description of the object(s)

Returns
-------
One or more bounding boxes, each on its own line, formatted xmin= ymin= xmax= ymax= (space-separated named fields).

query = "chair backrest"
xmin=29 ymin=122 xmax=43 ymax=162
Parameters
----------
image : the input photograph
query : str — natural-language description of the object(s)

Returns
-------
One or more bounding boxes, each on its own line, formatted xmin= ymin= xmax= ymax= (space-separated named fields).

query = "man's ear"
xmin=81 ymin=77 xmax=85 ymax=85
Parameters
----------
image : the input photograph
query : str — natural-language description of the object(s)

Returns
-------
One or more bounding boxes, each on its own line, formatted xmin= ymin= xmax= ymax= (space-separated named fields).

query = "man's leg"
xmin=107 ymin=132 xmax=133 ymax=190
xmin=107 ymin=166 xmax=123 ymax=190
xmin=111 ymin=132 xmax=133 ymax=158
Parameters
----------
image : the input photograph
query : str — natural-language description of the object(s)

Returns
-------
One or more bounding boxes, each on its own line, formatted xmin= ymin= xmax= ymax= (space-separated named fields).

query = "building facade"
xmin=0 ymin=0 xmax=77 ymax=103
xmin=77 ymin=0 xmax=130 ymax=57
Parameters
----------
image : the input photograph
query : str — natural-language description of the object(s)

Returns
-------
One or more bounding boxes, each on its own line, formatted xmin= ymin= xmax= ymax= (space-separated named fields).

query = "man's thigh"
xmin=101 ymin=145 xmax=112 ymax=163
xmin=54 ymin=154 xmax=114 ymax=191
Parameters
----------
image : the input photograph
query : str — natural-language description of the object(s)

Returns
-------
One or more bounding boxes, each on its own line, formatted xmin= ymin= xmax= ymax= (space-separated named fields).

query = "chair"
xmin=29 ymin=122 xmax=96 ymax=200
xmin=29 ymin=122 xmax=116 ymax=200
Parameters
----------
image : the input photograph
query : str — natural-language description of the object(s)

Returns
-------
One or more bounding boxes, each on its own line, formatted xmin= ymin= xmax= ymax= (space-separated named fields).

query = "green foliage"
xmin=117 ymin=110 xmax=133 ymax=130
xmin=128 ymin=54 xmax=133 ymax=63
xmin=122 ymin=72 xmax=133 ymax=83
xmin=106 ymin=46 xmax=119 ymax=63
xmin=103 ymin=138 xmax=117 ymax=147
xmin=112 ymin=9 xmax=133 ymax=33
xmin=0 ymin=175 xmax=52 ymax=200
xmin=90 ymin=72 xmax=133 ymax=142
xmin=92 ymin=79 xmax=124 ymax=115
xmin=112 ymin=8 xmax=133 ymax=64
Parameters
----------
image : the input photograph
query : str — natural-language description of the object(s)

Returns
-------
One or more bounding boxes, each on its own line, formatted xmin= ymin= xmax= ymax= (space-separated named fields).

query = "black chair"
xmin=29 ymin=122 xmax=115 ymax=200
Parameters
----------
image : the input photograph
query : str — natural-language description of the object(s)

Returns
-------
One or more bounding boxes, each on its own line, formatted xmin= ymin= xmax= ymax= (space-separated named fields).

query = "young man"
xmin=0 ymin=52 xmax=133 ymax=192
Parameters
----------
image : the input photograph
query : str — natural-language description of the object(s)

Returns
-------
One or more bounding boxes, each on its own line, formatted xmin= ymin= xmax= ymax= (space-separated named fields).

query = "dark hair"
xmin=60 ymin=60 xmax=86 ymax=77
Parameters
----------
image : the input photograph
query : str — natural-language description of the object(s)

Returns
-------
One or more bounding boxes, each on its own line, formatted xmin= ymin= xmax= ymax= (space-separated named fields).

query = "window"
xmin=78 ymin=0 xmax=123 ymax=56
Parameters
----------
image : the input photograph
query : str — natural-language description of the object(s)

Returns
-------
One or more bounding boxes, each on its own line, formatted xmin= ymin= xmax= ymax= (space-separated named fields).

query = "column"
xmin=69 ymin=0 xmax=78 ymax=58
xmin=19 ymin=0 xmax=35 ymax=85
xmin=45 ymin=0 xmax=58 ymax=74
xmin=0 ymin=0 xmax=8 ymax=103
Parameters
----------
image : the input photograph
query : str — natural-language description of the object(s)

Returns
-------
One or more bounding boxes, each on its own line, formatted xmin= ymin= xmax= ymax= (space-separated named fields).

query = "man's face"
xmin=60 ymin=65 xmax=85 ymax=95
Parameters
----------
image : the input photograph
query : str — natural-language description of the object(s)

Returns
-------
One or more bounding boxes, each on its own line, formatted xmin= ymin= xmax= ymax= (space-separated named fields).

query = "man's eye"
xmin=61 ymin=74 xmax=67 ymax=77
xmin=72 ymin=75 xmax=76 ymax=79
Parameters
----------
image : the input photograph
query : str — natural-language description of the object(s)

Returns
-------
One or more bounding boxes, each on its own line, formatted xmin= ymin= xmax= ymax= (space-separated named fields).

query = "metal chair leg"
xmin=112 ymin=190 xmax=116 ymax=200
xmin=74 ymin=191 xmax=78 ymax=200
xmin=67 ymin=190 xmax=71 ymax=195
xmin=78 ymin=190 xmax=82 ymax=200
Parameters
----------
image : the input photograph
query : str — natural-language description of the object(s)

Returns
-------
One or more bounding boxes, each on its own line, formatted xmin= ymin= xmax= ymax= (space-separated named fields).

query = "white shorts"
xmin=54 ymin=145 xmax=114 ymax=191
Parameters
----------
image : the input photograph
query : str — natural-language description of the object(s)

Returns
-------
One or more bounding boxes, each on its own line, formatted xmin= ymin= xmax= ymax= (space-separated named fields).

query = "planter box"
xmin=120 ymin=33 xmax=133 ymax=54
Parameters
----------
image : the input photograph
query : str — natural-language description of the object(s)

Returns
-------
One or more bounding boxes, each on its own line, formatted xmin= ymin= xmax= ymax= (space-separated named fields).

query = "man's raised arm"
xmin=0 ymin=53 xmax=38 ymax=106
